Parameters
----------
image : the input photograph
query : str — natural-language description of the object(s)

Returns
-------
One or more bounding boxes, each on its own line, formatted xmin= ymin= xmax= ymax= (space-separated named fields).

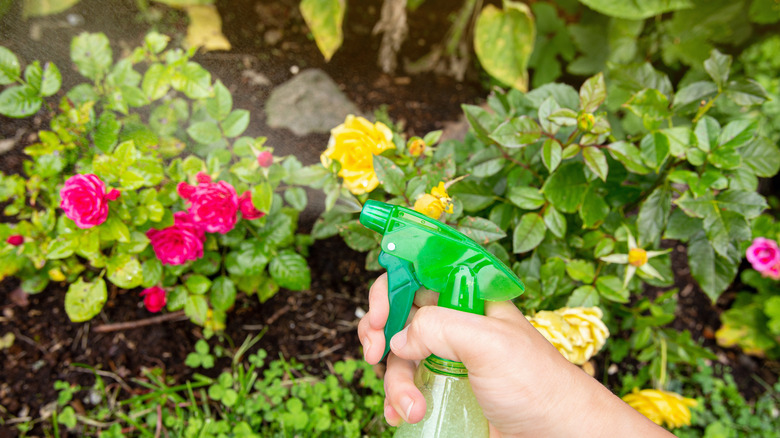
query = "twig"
xmin=266 ymin=304 xmax=291 ymax=326
xmin=92 ymin=311 xmax=188 ymax=333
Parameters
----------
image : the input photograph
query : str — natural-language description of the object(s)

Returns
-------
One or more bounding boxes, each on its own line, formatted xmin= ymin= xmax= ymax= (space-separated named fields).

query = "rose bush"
xmin=0 ymin=32 xmax=313 ymax=330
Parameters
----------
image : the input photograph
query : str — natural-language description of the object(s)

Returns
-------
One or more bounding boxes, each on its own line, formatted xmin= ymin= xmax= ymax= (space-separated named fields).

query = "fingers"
xmin=384 ymin=353 xmax=426 ymax=425
xmin=390 ymin=306 xmax=490 ymax=364
xmin=367 ymin=273 xmax=389 ymax=330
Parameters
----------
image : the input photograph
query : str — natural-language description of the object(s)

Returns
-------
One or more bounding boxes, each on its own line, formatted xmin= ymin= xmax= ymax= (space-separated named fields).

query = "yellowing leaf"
xmin=23 ymin=0 xmax=80 ymax=18
xmin=185 ymin=5 xmax=231 ymax=52
xmin=474 ymin=2 xmax=536 ymax=91
xmin=300 ymin=0 xmax=346 ymax=62
xmin=153 ymin=0 xmax=213 ymax=6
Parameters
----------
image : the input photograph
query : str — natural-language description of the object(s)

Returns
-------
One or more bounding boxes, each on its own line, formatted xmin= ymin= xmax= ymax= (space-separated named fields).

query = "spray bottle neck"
xmin=424 ymin=355 xmax=468 ymax=377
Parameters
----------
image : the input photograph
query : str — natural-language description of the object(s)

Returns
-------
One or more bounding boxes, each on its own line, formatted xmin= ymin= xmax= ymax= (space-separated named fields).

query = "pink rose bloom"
xmin=140 ymin=286 xmax=166 ymax=313
xmin=257 ymin=151 xmax=273 ymax=168
xmin=60 ymin=174 xmax=121 ymax=229
xmin=238 ymin=190 xmax=265 ymax=220
xmin=764 ymin=263 xmax=780 ymax=280
xmin=196 ymin=172 xmax=212 ymax=184
xmin=180 ymin=180 xmax=239 ymax=234
xmin=6 ymin=235 xmax=23 ymax=246
xmin=146 ymin=212 xmax=205 ymax=265
xmin=746 ymin=237 xmax=780 ymax=273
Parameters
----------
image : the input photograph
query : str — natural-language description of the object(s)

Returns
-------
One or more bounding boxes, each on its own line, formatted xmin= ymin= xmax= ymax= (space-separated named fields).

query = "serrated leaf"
xmin=640 ymin=131 xmax=669 ymax=170
xmin=672 ymin=81 xmax=718 ymax=111
xmin=284 ymin=187 xmax=307 ymax=211
xmin=65 ymin=277 xmax=107 ymax=322
xmin=541 ymin=162 xmax=587 ymax=213
xmin=185 ymin=274 xmax=212 ymax=295
xmin=703 ymin=49 xmax=731 ymax=88
xmin=507 ymin=186 xmax=545 ymax=210
xmin=339 ymin=221 xmax=379 ymax=252
xmin=210 ymin=276 xmax=236 ymax=311
xmin=543 ymin=206 xmax=566 ymax=238
xmin=566 ymin=259 xmax=595 ymax=283
xmin=185 ymin=294 xmax=209 ymax=325
xmin=70 ymin=32 xmax=112 ymax=81
xmin=221 ymin=109 xmax=250 ymax=138
xmin=300 ymin=0 xmax=345 ymax=61
xmin=579 ymin=72 xmax=606 ymax=113
xmin=462 ymin=104 xmax=501 ymax=144
xmin=489 ymin=116 xmax=541 ymax=148
xmin=724 ymin=79 xmax=769 ymax=106
xmin=187 ymin=121 xmax=222 ymax=144
xmin=0 ymin=85 xmax=42 ymax=118
xmin=637 ymin=185 xmax=671 ymax=246
xmin=740 ymin=138 xmax=780 ymax=177
xmin=688 ymin=232 xmax=738 ymax=301
xmin=171 ymin=62 xmax=211 ymax=99
xmin=580 ymin=185 xmax=609 ymax=228
xmin=513 ymin=213 xmax=546 ymax=253
xmin=206 ymin=80 xmax=232 ymax=120
xmin=542 ymin=138 xmax=562 ymax=173
xmin=269 ymin=251 xmax=311 ymax=291
xmin=582 ymin=147 xmax=608 ymax=182
xmin=566 ymin=285 xmax=600 ymax=307
xmin=538 ymin=96 xmax=561 ymax=134
xmin=607 ymin=141 xmax=649 ymax=174
xmin=251 ymin=182 xmax=274 ymax=213
xmin=449 ymin=179 xmax=495 ymax=212
xmin=474 ymin=2 xmax=535 ymax=91
xmin=107 ymin=254 xmax=143 ymax=289
xmin=142 ymin=63 xmax=171 ymax=100
xmin=373 ymin=155 xmax=405 ymax=196
xmin=0 ymin=46 xmax=20 ymax=85
xmin=457 ymin=216 xmax=506 ymax=244
xmin=596 ymin=275 xmax=628 ymax=303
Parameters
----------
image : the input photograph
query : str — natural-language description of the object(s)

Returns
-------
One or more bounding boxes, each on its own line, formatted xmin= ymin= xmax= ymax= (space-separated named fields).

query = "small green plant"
xmin=185 ymin=339 xmax=216 ymax=368
xmin=0 ymin=31 xmax=314 ymax=330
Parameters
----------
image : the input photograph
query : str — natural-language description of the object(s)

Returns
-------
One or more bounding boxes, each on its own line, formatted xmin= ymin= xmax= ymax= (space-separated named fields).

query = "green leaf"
xmin=269 ymin=250 xmax=311 ymax=291
xmin=0 ymin=85 xmax=42 ymax=118
xmin=640 ymin=131 xmax=669 ymax=170
xmin=664 ymin=208 xmax=702 ymax=241
xmin=171 ymin=62 xmax=211 ymax=99
xmin=373 ymin=155 xmax=405 ymax=196
xmin=688 ymin=232 xmax=738 ymax=301
xmin=541 ymin=162 xmax=588 ymax=213
xmin=606 ymin=141 xmax=649 ymax=174
xmin=339 ymin=221 xmax=379 ymax=252
xmin=210 ymin=276 xmax=236 ymax=311
xmin=566 ymin=285 xmax=600 ymax=307
xmin=577 ymin=0 xmax=692 ymax=19
xmin=724 ymin=79 xmax=769 ymax=106
xmin=99 ymin=215 xmax=131 ymax=243
xmin=474 ymin=2 xmax=535 ymax=91
xmin=718 ymin=119 xmax=756 ymax=149
xmin=579 ymin=185 xmax=609 ymax=228
xmin=541 ymin=138 xmax=562 ymax=173
xmin=185 ymin=274 xmax=212 ymax=295
xmin=740 ymin=138 xmax=780 ymax=177
xmin=284 ymin=187 xmax=308 ymax=211
xmin=467 ymin=148 xmax=504 ymax=178
xmin=703 ymin=49 xmax=731 ymax=88
xmin=94 ymin=111 xmax=120 ymax=153
xmin=637 ymin=185 xmax=671 ymax=246
xmin=543 ymin=206 xmax=566 ymax=238
xmin=507 ymin=186 xmax=545 ymax=210
xmin=45 ymin=236 xmax=75 ymax=260
xmin=70 ymin=32 xmax=112 ymax=80
xmin=624 ymin=88 xmax=670 ymax=130
xmin=461 ymin=104 xmax=501 ymax=144
xmin=23 ymin=0 xmax=80 ymax=17
xmin=596 ymin=275 xmax=628 ymax=303
xmin=566 ymin=259 xmax=596 ymax=283
xmin=107 ymin=254 xmax=143 ymax=289
xmin=513 ymin=213 xmax=546 ymax=253
xmin=716 ymin=190 xmax=767 ymax=219
xmin=672 ymin=81 xmax=718 ymax=111
xmin=141 ymin=259 xmax=163 ymax=288
xmin=693 ymin=116 xmax=720 ymax=153
xmin=0 ymin=46 xmax=20 ymax=85
xmin=64 ymin=277 xmax=107 ymax=323
xmin=142 ymin=63 xmax=171 ymax=100
xmin=457 ymin=216 xmax=506 ymax=244
xmin=221 ymin=109 xmax=250 ymax=138
xmin=207 ymin=80 xmax=232 ymax=120
xmin=187 ymin=121 xmax=222 ymax=144
xmin=185 ymin=294 xmax=209 ymax=325
xmin=538 ymin=96 xmax=561 ymax=134
xmin=449 ymin=179 xmax=495 ymax=212
xmin=489 ymin=116 xmax=541 ymax=148
xmin=300 ymin=0 xmax=345 ymax=61
xmin=39 ymin=62 xmax=61 ymax=96
xmin=579 ymin=72 xmax=606 ymax=113
xmin=582 ymin=147 xmax=608 ymax=182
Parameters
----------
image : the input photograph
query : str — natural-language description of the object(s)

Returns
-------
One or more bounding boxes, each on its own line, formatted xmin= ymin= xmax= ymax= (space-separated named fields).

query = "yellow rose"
xmin=622 ymin=388 xmax=698 ymax=429
xmin=321 ymin=115 xmax=395 ymax=195
xmin=628 ymin=247 xmax=648 ymax=267
xmin=413 ymin=182 xmax=454 ymax=220
xmin=527 ymin=306 xmax=609 ymax=365
xmin=408 ymin=138 xmax=425 ymax=157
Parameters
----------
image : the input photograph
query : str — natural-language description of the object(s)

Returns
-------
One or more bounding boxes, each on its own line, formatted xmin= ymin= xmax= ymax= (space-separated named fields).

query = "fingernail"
xmin=362 ymin=337 xmax=371 ymax=361
xmin=401 ymin=396 xmax=414 ymax=421
xmin=390 ymin=328 xmax=407 ymax=351
xmin=384 ymin=403 xmax=394 ymax=422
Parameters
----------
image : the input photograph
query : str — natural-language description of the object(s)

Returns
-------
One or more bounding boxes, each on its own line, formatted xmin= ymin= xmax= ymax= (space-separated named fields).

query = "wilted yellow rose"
xmin=321 ymin=115 xmax=395 ymax=195
xmin=622 ymin=388 xmax=698 ymax=429
xmin=527 ymin=306 xmax=609 ymax=365
xmin=413 ymin=182 xmax=454 ymax=220
xmin=408 ymin=138 xmax=426 ymax=157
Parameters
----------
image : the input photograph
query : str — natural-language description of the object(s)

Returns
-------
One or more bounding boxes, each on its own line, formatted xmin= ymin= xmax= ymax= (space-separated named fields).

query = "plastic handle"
xmin=378 ymin=250 xmax=422 ymax=361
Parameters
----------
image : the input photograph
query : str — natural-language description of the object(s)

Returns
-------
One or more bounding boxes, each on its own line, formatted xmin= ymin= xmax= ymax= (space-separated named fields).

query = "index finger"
xmin=368 ymin=273 xmax=390 ymax=330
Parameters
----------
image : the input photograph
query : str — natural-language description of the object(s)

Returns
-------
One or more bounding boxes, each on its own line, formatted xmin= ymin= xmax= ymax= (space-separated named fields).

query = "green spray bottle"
xmin=360 ymin=200 xmax=525 ymax=438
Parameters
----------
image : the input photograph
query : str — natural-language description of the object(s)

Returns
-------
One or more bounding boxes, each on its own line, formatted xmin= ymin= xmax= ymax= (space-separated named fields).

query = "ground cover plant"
xmin=1 ymin=0 xmax=779 ymax=436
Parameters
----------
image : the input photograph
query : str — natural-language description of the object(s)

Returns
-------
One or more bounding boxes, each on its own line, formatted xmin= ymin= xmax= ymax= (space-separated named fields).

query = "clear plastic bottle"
xmin=393 ymin=356 xmax=488 ymax=438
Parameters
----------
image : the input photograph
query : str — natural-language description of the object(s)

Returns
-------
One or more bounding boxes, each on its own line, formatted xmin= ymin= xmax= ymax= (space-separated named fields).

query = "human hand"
xmin=357 ymin=273 xmax=674 ymax=437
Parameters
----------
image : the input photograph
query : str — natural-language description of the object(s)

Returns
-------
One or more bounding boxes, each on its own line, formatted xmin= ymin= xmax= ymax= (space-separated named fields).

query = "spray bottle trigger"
xmin=377 ymin=251 xmax=421 ymax=361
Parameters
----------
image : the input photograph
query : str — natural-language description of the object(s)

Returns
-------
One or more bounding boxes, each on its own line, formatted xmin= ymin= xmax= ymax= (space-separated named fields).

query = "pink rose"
xmin=180 ymin=180 xmax=239 ymax=234
xmin=146 ymin=212 xmax=205 ymax=265
xmin=746 ymin=237 xmax=780 ymax=273
xmin=763 ymin=263 xmax=780 ymax=280
xmin=238 ymin=190 xmax=265 ymax=220
xmin=196 ymin=172 xmax=212 ymax=184
xmin=140 ymin=286 xmax=166 ymax=313
xmin=60 ymin=174 xmax=121 ymax=229
xmin=6 ymin=235 xmax=23 ymax=246
xmin=257 ymin=151 xmax=273 ymax=168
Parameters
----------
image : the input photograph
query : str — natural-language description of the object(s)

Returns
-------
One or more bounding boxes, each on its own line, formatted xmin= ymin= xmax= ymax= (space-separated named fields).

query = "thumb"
xmin=389 ymin=306 xmax=492 ymax=364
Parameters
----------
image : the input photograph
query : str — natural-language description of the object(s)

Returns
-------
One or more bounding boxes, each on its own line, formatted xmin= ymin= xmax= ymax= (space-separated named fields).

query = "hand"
xmin=357 ymin=273 xmax=674 ymax=437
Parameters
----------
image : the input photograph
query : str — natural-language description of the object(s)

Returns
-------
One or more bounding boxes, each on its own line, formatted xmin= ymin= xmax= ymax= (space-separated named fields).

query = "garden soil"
xmin=0 ymin=0 xmax=777 ymax=435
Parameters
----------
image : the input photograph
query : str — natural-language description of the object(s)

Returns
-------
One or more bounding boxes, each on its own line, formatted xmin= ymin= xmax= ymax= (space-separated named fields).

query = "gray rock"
xmin=265 ymin=69 xmax=361 ymax=136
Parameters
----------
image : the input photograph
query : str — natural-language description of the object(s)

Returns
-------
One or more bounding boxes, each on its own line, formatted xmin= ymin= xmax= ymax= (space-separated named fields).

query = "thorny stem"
xmin=692 ymin=91 xmax=721 ymax=123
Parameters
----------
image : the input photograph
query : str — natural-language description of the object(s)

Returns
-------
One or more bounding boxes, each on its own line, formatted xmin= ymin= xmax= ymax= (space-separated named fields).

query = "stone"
xmin=265 ymin=69 xmax=361 ymax=136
